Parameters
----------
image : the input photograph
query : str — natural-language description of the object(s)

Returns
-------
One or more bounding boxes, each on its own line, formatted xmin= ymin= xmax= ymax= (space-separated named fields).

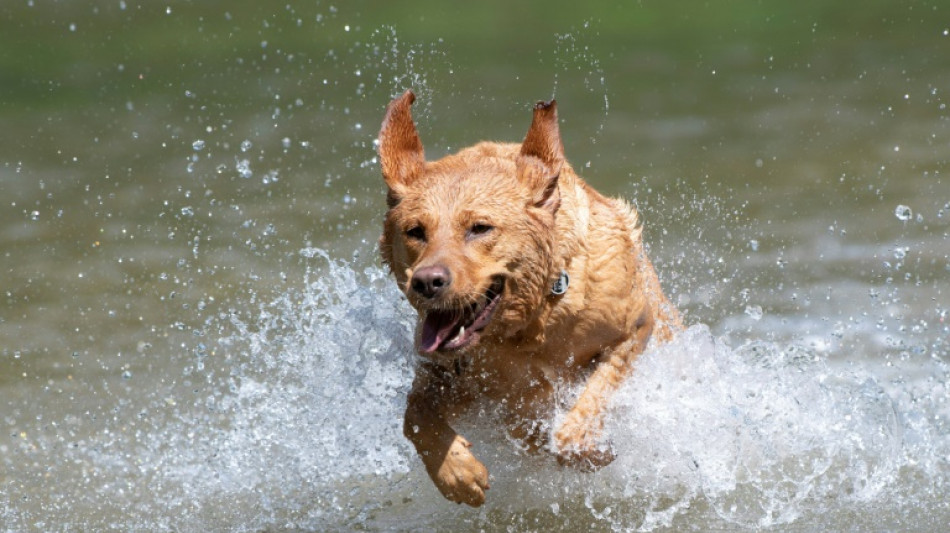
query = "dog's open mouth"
xmin=418 ymin=277 xmax=505 ymax=354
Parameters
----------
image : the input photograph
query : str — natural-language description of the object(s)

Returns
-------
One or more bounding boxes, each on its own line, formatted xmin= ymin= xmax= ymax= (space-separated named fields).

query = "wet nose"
xmin=410 ymin=265 xmax=451 ymax=299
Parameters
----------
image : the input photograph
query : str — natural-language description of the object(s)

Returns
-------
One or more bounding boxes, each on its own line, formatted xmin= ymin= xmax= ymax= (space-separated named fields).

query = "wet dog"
xmin=377 ymin=90 xmax=681 ymax=506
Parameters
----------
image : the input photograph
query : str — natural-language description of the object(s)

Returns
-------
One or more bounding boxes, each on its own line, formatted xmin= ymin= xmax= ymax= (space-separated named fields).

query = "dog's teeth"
xmin=449 ymin=325 xmax=465 ymax=344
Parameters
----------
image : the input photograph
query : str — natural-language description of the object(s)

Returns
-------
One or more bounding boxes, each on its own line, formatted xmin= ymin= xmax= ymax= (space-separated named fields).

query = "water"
xmin=2 ymin=1 xmax=949 ymax=531
xmin=8 ymin=253 xmax=943 ymax=531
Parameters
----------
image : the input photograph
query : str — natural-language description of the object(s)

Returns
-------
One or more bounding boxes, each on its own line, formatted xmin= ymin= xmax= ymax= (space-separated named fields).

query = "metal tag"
xmin=551 ymin=269 xmax=569 ymax=295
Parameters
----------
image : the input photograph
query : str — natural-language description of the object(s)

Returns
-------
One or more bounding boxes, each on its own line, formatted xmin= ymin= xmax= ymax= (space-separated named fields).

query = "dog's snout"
xmin=411 ymin=265 xmax=452 ymax=299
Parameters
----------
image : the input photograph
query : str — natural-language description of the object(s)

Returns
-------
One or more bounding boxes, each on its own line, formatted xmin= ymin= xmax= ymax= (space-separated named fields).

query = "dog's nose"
xmin=411 ymin=265 xmax=451 ymax=299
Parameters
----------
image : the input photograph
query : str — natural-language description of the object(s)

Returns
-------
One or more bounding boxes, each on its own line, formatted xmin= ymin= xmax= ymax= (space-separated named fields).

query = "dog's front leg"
xmin=554 ymin=312 xmax=654 ymax=470
xmin=404 ymin=367 xmax=490 ymax=506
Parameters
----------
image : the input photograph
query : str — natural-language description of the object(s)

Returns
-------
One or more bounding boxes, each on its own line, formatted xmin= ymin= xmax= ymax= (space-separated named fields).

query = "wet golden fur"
xmin=378 ymin=90 xmax=681 ymax=506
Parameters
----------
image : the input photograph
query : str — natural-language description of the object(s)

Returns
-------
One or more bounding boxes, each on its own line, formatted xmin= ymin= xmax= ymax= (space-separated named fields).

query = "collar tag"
xmin=551 ymin=269 xmax=570 ymax=295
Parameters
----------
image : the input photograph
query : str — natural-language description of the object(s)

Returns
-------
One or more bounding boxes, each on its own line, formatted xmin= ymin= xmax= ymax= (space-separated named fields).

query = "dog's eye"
xmin=405 ymin=226 xmax=426 ymax=241
xmin=468 ymin=223 xmax=494 ymax=238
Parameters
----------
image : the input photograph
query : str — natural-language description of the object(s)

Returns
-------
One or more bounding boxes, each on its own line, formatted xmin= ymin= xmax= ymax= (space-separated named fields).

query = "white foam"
xmin=26 ymin=250 xmax=946 ymax=531
xmin=160 ymin=252 xmax=946 ymax=531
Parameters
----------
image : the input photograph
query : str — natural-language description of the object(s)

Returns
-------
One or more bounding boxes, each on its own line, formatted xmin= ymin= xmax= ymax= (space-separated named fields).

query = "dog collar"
xmin=551 ymin=269 xmax=570 ymax=295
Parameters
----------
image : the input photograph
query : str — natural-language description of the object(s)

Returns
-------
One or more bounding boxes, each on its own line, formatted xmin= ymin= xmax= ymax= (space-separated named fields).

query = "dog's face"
xmin=378 ymin=91 xmax=564 ymax=360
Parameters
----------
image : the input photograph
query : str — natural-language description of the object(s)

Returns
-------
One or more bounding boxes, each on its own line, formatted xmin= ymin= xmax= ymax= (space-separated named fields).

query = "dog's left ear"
xmin=378 ymin=89 xmax=425 ymax=202
xmin=519 ymin=99 xmax=563 ymax=213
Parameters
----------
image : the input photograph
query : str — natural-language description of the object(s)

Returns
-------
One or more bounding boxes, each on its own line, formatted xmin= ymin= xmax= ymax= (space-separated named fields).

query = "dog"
xmin=377 ymin=90 xmax=682 ymax=506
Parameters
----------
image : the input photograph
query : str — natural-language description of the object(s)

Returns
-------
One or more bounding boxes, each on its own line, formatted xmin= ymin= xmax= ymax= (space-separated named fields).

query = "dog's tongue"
xmin=419 ymin=310 xmax=462 ymax=353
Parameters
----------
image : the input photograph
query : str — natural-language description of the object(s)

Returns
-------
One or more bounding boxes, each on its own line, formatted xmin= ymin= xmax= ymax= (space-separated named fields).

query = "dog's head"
xmin=378 ymin=90 xmax=565 ymax=360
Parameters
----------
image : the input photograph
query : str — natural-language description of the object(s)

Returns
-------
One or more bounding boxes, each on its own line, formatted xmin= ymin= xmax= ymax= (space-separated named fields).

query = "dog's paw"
xmin=427 ymin=435 xmax=490 ymax=506
xmin=553 ymin=414 xmax=616 ymax=472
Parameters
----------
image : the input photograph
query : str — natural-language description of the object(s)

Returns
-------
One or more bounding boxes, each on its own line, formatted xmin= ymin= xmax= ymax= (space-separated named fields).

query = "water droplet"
xmin=745 ymin=305 xmax=763 ymax=321
xmin=236 ymin=159 xmax=252 ymax=179
xmin=894 ymin=205 xmax=912 ymax=221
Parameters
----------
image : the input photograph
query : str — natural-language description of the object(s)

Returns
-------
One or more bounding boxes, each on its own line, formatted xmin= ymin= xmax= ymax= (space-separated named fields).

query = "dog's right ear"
xmin=378 ymin=90 xmax=425 ymax=203
xmin=519 ymin=99 xmax=563 ymax=214
xmin=520 ymin=99 xmax=564 ymax=168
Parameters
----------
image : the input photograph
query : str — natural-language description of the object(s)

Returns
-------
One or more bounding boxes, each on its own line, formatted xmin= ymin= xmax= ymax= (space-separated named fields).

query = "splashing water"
xmin=6 ymin=250 xmax=947 ymax=531
xmin=169 ymin=249 xmax=420 ymax=529
xmin=183 ymin=250 xmax=950 ymax=530
xmin=550 ymin=24 xmax=610 ymax=142
xmin=894 ymin=204 xmax=913 ymax=222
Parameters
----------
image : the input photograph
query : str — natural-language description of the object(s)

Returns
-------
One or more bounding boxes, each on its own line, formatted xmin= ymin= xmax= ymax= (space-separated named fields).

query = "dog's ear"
xmin=521 ymin=99 xmax=564 ymax=167
xmin=518 ymin=156 xmax=561 ymax=214
xmin=378 ymin=89 xmax=425 ymax=200
xmin=519 ymin=99 xmax=563 ymax=213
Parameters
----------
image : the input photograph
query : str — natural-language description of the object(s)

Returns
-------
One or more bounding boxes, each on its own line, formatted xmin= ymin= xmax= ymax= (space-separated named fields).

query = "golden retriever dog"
xmin=377 ymin=90 xmax=681 ymax=506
